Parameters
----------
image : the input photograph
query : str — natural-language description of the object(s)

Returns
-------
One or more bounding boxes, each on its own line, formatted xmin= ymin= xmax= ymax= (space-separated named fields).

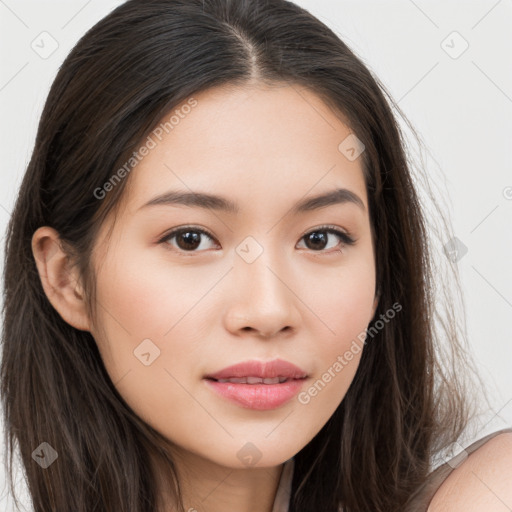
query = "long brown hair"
xmin=1 ymin=1 xmax=487 ymax=510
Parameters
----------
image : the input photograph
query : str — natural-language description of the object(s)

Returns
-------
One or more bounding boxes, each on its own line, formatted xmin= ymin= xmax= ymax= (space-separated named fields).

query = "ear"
xmin=31 ymin=226 xmax=91 ymax=332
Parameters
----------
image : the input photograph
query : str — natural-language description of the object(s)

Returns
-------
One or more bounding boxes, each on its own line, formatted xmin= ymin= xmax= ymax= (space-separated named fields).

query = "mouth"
xmin=204 ymin=376 xmax=302 ymax=384
xmin=203 ymin=359 xmax=309 ymax=410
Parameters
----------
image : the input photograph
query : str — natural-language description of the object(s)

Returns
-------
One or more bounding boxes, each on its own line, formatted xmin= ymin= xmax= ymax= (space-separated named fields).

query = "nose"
xmin=223 ymin=245 xmax=301 ymax=339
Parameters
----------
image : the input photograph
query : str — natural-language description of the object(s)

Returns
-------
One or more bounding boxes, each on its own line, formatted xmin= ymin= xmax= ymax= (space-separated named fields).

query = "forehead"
xmin=122 ymin=82 xmax=368 ymax=215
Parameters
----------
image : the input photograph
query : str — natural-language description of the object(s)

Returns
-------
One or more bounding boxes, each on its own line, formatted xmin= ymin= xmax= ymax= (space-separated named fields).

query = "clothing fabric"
xmin=270 ymin=427 xmax=512 ymax=512
xmin=405 ymin=426 xmax=512 ymax=510
xmin=271 ymin=456 xmax=294 ymax=512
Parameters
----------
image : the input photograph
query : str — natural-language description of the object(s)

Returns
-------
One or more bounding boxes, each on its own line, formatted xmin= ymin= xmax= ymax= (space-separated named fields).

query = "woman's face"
xmin=89 ymin=82 xmax=378 ymax=468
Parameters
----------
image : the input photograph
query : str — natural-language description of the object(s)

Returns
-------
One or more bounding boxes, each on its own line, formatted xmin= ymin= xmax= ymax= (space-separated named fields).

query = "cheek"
xmin=90 ymin=248 xmax=209 ymax=432
xmin=89 ymin=247 xmax=181 ymax=379
xmin=93 ymin=246 xmax=201 ymax=340
xmin=300 ymin=251 xmax=375 ymax=404
xmin=90 ymin=243 xmax=219 ymax=386
xmin=309 ymin=247 xmax=376 ymax=345
xmin=295 ymin=297 xmax=371 ymax=436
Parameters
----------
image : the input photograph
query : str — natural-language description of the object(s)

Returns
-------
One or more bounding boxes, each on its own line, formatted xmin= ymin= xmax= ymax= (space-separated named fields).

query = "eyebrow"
xmin=138 ymin=187 xmax=366 ymax=214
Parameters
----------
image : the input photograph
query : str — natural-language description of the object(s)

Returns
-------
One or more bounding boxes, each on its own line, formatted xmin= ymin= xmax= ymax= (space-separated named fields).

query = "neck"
xmin=153 ymin=447 xmax=286 ymax=512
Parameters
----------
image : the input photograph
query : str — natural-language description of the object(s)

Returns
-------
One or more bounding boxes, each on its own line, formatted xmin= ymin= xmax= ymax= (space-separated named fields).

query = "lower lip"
xmin=204 ymin=378 xmax=307 ymax=410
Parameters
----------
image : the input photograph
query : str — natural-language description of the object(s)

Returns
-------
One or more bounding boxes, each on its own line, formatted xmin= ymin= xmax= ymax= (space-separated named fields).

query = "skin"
xmin=32 ymin=82 xmax=379 ymax=512
xmin=429 ymin=432 xmax=512 ymax=512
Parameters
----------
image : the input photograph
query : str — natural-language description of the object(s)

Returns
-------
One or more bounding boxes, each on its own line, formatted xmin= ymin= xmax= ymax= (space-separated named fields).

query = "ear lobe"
xmin=32 ymin=226 xmax=91 ymax=332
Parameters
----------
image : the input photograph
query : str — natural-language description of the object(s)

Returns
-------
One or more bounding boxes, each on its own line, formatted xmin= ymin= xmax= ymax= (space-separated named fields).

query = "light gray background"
xmin=1 ymin=1 xmax=511 ymax=510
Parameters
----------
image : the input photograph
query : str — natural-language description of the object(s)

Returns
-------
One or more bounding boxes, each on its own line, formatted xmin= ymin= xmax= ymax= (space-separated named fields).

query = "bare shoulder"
xmin=428 ymin=432 xmax=512 ymax=511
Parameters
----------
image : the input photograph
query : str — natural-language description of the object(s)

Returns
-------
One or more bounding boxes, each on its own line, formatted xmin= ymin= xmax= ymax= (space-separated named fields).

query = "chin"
xmin=200 ymin=442 xmax=300 ymax=469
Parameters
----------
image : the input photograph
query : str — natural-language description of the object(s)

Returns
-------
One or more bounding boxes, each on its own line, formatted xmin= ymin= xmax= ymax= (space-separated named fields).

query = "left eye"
xmin=158 ymin=225 xmax=355 ymax=254
xmin=297 ymin=227 xmax=355 ymax=252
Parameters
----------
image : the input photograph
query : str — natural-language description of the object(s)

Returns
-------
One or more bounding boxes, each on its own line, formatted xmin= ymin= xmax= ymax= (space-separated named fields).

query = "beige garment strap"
xmin=404 ymin=427 xmax=512 ymax=511
xmin=271 ymin=457 xmax=294 ymax=512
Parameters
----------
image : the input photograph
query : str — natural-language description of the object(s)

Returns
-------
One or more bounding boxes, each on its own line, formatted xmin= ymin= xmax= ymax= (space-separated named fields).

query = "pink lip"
xmin=203 ymin=358 xmax=309 ymax=410
xmin=204 ymin=379 xmax=306 ymax=410
xmin=204 ymin=358 xmax=308 ymax=380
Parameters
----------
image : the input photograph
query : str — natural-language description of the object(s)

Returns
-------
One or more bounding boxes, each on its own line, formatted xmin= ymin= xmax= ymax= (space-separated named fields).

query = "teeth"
xmin=246 ymin=376 xmax=263 ymax=384
xmin=216 ymin=376 xmax=290 ymax=384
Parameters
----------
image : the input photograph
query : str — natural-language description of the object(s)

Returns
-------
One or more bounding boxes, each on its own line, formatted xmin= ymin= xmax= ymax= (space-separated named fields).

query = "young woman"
xmin=1 ymin=1 xmax=511 ymax=511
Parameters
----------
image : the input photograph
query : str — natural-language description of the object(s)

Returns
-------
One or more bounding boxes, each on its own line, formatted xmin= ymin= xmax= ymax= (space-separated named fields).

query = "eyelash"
xmin=157 ymin=224 xmax=356 ymax=256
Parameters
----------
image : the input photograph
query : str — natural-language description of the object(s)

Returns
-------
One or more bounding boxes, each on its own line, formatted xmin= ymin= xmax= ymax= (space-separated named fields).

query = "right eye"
xmin=158 ymin=226 xmax=220 ymax=254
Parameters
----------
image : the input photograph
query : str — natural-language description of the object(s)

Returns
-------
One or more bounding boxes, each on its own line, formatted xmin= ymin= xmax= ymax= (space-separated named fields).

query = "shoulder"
xmin=428 ymin=431 xmax=512 ymax=511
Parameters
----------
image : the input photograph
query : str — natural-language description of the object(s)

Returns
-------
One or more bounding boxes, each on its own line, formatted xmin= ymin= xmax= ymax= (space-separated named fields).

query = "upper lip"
xmin=204 ymin=358 xmax=308 ymax=380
